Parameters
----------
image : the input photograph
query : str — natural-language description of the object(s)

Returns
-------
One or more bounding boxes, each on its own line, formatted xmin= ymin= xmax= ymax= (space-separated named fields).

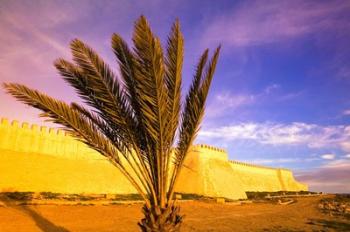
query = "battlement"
xmin=0 ymin=117 xmax=100 ymax=160
xmin=0 ymin=117 xmax=308 ymax=196
xmin=1 ymin=118 xmax=67 ymax=136
xmin=229 ymin=160 xmax=290 ymax=172
xmin=192 ymin=144 xmax=227 ymax=153
xmin=191 ymin=144 xmax=228 ymax=161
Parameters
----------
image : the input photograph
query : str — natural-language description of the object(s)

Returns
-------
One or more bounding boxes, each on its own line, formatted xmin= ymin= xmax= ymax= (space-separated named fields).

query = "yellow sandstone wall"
xmin=175 ymin=145 xmax=247 ymax=200
xmin=0 ymin=118 xmax=137 ymax=194
xmin=229 ymin=161 xmax=307 ymax=192
xmin=0 ymin=118 xmax=307 ymax=199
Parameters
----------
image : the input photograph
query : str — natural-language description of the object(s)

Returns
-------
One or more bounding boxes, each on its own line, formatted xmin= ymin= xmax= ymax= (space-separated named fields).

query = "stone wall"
xmin=0 ymin=118 xmax=308 ymax=199
xmin=229 ymin=161 xmax=307 ymax=192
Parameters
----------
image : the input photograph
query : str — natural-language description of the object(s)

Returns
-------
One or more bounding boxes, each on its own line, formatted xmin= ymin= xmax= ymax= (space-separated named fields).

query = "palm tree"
xmin=3 ymin=16 xmax=220 ymax=232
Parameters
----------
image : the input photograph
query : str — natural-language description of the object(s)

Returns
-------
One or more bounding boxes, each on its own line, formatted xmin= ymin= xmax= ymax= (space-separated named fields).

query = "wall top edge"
xmin=0 ymin=117 xmax=67 ymax=136
xmin=229 ymin=160 xmax=290 ymax=172
xmin=192 ymin=144 xmax=227 ymax=153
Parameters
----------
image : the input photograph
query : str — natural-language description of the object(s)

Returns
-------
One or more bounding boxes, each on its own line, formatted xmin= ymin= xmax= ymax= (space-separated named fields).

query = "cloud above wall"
xmin=199 ymin=122 xmax=350 ymax=152
xmin=243 ymin=157 xmax=319 ymax=165
xmin=321 ymin=154 xmax=336 ymax=160
xmin=343 ymin=109 xmax=350 ymax=116
xmin=206 ymin=92 xmax=255 ymax=118
xmin=295 ymin=159 xmax=350 ymax=193
xmin=205 ymin=84 xmax=303 ymax=118
xmin=201 ymin=0 xmax=350 ymax=48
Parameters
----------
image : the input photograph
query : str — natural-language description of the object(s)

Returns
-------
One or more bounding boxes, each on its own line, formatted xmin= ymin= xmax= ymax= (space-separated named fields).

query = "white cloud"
xmin=343 ymin=109 xmax=350 ymax=116
xmin=206 ymin=84 xmax=281 ymax=118
xmin=216 ymin=92 xmax=255 ymax=108
xmin=206 ymin=84 xmax=303 ymax=119
xmin=244 ymin=157 xmax=319 ymax=165
xmin=322 ymin=159 xmax=350 ymax=169
xmin=263 ymin=84 xmax=280 ymax=94
xmin=296 ymin=159 xmax=350 ymax=193
xmin=343 ymin=154 xmax=350 ymax=158
xmin=206 ymin=92 xmax=255 ymax=118
xmin=201 ymin=0 xmax=350 ymax=48
xmin=199 ymin=122 xmax=350 ymax=152
xmin=277 ymin=91 xmax=303 ymax=101
xmin=321 ymin=154 xmax=335 ymax=160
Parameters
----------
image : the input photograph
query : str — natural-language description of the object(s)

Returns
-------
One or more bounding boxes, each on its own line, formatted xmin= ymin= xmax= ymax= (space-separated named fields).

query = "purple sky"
xmin=1 ymin=0 xmax=350 ymax=193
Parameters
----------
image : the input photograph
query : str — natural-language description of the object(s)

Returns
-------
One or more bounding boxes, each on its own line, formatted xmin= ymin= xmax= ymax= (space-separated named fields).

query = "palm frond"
xmin=2 ymin=82 xmax=152 ymax=204
xmin=70 ymin=102 xmax=129 ymax=151
xmin=3 ymin=16 xmax=222 ymax=216
xmin=69 ymin=39 xmax=136 ymax=134
xmin=132 ymin=16 xmax=171 ymax=202
xmin=168 ymin=47 xmax=221 ymax=199
xmin=3 ymin=83 xmax=120 ymax=158
xmin=54 ymin=58 xmax=131 ymax=146
xmin=164 ymin=19 xmax=184 ymax=149
xmin=111 ymin=34 xmax=148 ymax=151
xmin=132 ymin=16 xmax=169 ymax=144
xmin=173 ymin=49 xmax=210 ymax=166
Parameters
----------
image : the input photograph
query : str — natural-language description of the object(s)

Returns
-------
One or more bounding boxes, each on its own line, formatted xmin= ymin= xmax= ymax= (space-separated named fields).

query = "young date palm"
xmin=3 ymin=16 xmax=220 ymax=231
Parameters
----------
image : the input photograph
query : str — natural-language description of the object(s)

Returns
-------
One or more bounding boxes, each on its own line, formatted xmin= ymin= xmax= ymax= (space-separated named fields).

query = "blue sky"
xmin=1 ymin=0 xmax=350 ymax=192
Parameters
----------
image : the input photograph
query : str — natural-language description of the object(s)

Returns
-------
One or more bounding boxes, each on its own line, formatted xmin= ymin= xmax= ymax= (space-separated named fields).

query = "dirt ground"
xmin=0 ymin=196 xmax=349 ymax=232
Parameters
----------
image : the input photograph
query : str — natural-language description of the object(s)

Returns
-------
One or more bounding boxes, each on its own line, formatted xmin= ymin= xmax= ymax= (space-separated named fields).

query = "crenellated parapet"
xmin=0 ymin=117 xmax=308 ymax=195
xmin=229 ymin=160 xmax=290 ymax=172
xmin=191 ymin=144 xmax=228 ymax=161
xmin=0 ymin=117 xmax=102 ymax=160
xmin=192 ymin=144 xmax=227 ymax=153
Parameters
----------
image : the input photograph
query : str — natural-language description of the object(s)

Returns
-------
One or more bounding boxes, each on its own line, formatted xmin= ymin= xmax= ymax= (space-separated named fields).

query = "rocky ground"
xmin=317 ymin=194 xmax=350 ymax=219
xmin=0 ymin=195 xmax=349 ymax=232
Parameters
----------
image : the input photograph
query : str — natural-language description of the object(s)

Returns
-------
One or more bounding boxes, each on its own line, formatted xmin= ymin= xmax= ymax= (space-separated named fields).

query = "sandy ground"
xmin=0 ymin=196 xmax=349 ymax=232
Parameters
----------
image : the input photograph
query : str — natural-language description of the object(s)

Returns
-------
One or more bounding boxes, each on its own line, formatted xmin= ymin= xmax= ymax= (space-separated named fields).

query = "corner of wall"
xmin=193 ymin=144 xmax=228 ymax=161
xmin=1 ymin=118 xmax=9 ymax=125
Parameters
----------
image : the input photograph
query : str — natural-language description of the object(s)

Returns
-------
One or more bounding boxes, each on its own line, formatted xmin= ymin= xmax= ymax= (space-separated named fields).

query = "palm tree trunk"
xmin=138 ymin=204 xmax=183 ymax=232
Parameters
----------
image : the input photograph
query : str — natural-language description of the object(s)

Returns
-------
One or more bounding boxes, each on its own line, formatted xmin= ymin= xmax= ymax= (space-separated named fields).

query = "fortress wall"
xmin=174 ymin=148 xmax=206 ymax=195
xmin=0 ymin=118 xmax=102 ymax=160
xmin=278 ymin=169 xmax=308 ymax=191
xmin=0 ymin=149 xmax=137 ymax=194
xmin=175 ymin=146 xmax=247 ymax=199
xmin=229 ymin=161 xmax=307 ymax=192
xmin=191 ymin=144 xmax=228 ymax=161
xmin=0 ymin=118 xmax=137 ymax=193
xmin=229 ymin=161 xmax=283 ymax=192
xmin=0 ymin=118 xmax=307 ymax=197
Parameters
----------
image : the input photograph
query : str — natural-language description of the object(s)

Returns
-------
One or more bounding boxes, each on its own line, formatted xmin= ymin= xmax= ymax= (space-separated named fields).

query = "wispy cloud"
xmin=263 ymin=84 xmax=280 ymax=94
xmin=199 ymin=122 xmax=350 ymax=152
xmin=343 ymin=109 xmax=350 ymax=116
xmin=296 ymin=159 xmax=350 ymax=193
xmin=0 ymin=1 xmax=93 ymax=123
xmin=244 ymin=157 xmax=319 ymax=165
xmin=321 ymin=154 xmax=336 ymax=160
xmin=201 ymin=0 xmax=350 ymax=48
xmin=216 ymin=93 xmax=255 ymax=108
xmin=206 ymin=92 xmax=255 ymax=117
xmin=206 ymin=84 xmax=300 ymax=118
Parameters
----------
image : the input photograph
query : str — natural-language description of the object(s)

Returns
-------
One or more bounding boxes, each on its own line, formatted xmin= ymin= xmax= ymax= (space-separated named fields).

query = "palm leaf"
xmin=164 ymin=19 xmax=184 ymax=149
xmin=111 ymin=34 xmax=148 ymax=152
xmin=2 ymin=82 xmax=152 ymax=203
xmin=54 ymin=58 xmax=132 ymax=147
xmin=168 ymin=46 xmax=221 ymax=199
xmin=3 ymin=16 xmax=222 ymax=224
xmin=132 ymin=16 xmax=171 ymax=201
xmin=2 ymin=83 xmax=120 ymax=158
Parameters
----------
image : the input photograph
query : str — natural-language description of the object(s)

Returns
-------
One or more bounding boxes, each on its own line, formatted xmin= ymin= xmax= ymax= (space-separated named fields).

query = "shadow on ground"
xmin=1 ymin=196 xmax=69 ymax=232
xmin=307 ymin=218 xmax=350 ymax=232
xmin=19 ymin=205 xmax=70 ymax=232
xmin=261 ymin=227 xmax=305 ymax=232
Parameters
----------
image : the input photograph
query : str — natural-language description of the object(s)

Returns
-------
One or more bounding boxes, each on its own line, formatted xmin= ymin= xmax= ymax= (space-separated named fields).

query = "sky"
xmin=1 ymin=0 xmax=350 ymax=193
